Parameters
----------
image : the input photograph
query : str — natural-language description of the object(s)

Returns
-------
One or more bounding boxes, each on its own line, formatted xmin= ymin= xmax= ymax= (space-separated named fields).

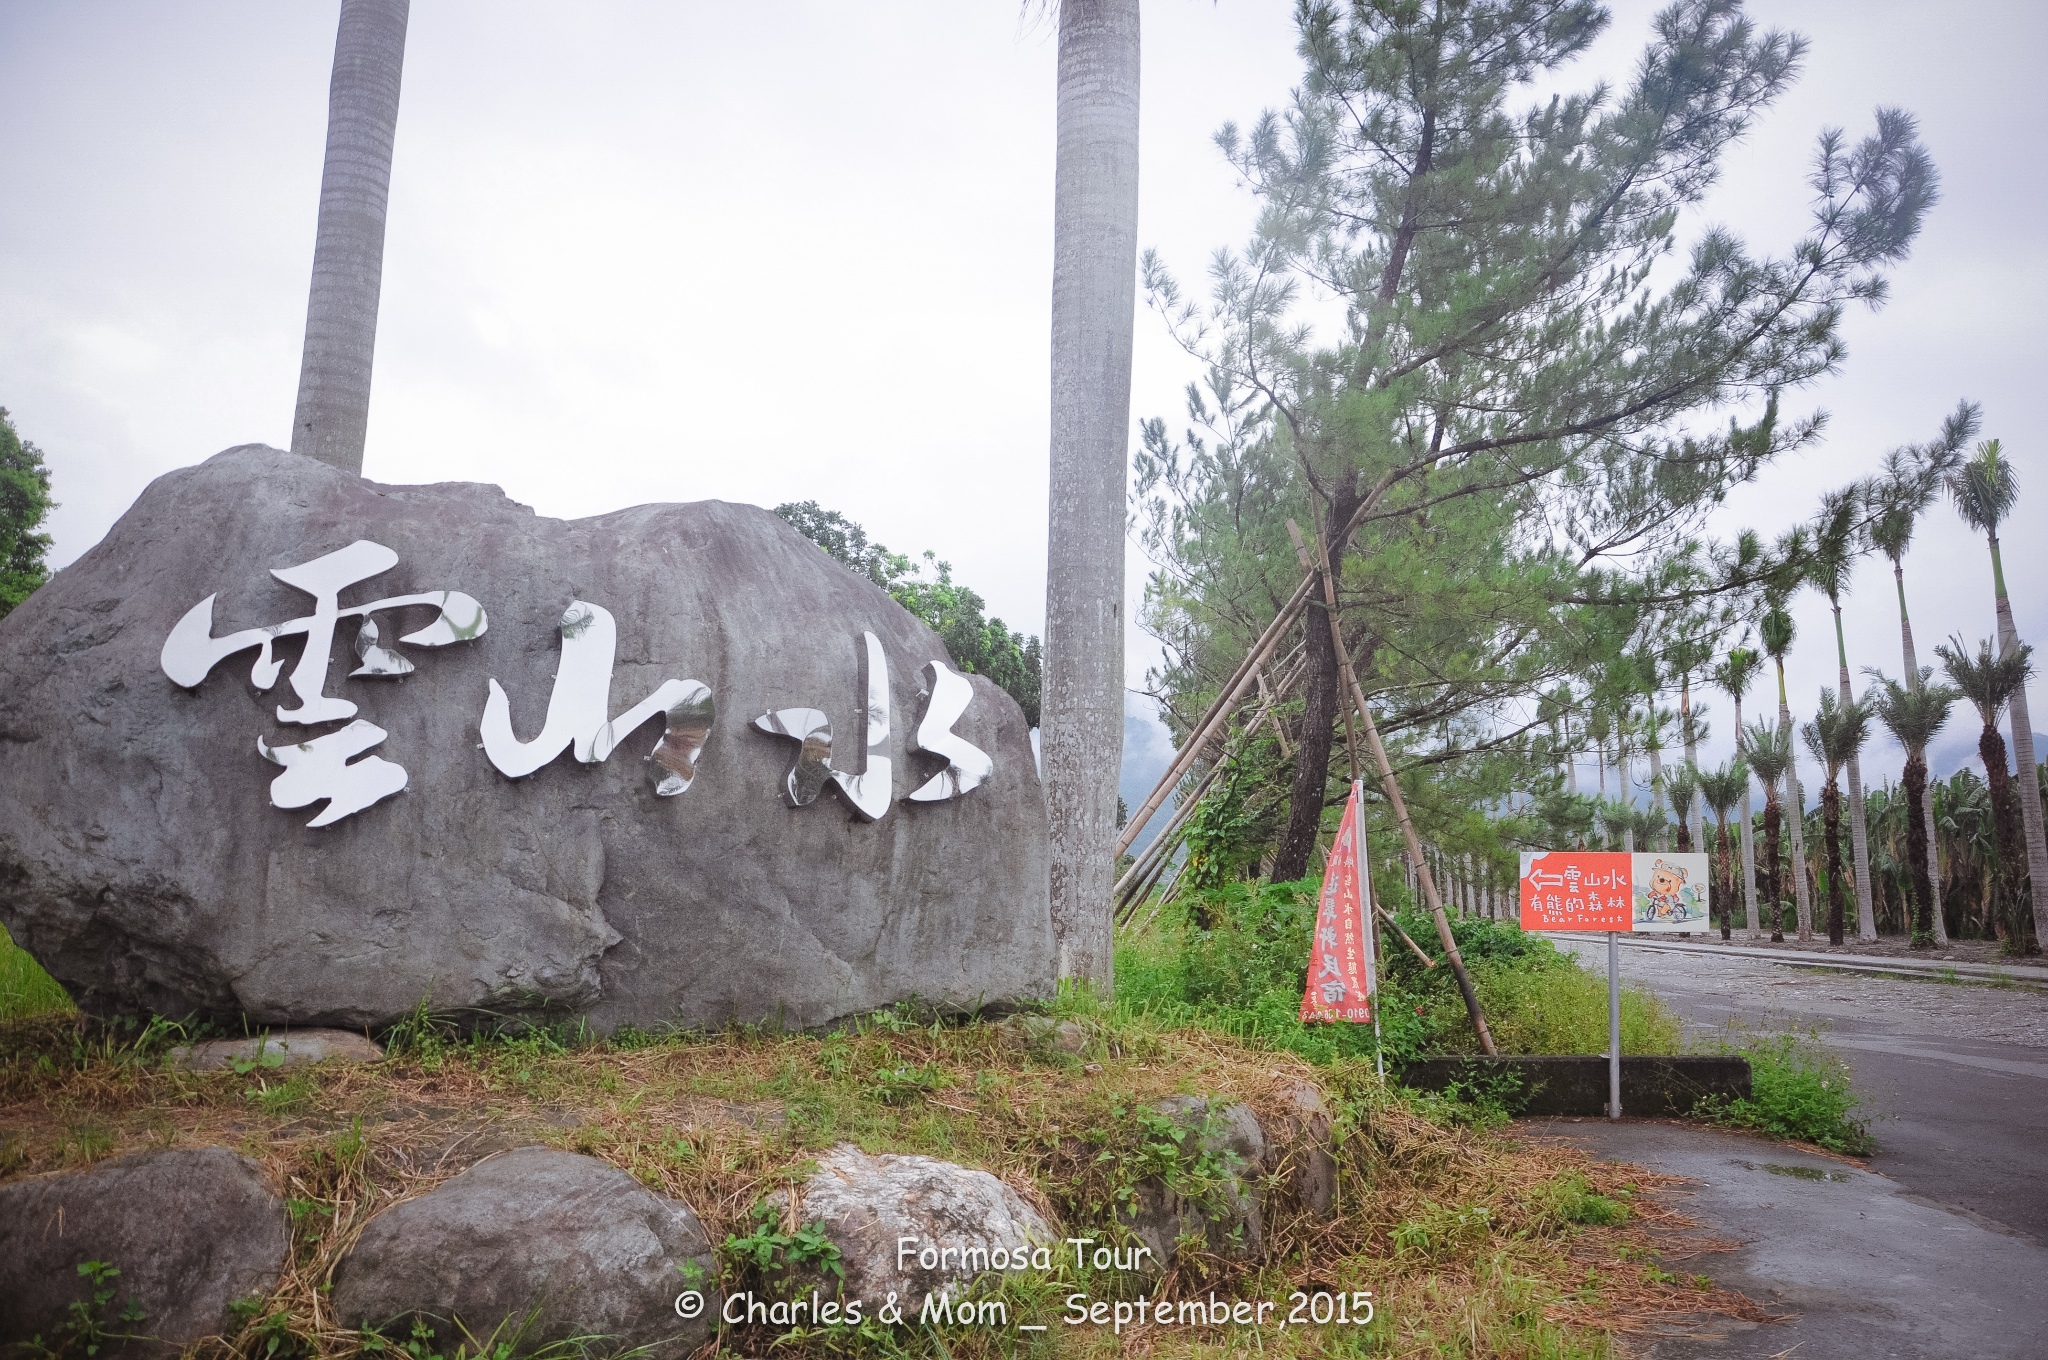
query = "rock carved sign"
xmin=160 ymin=539 xmax=993 ymax=828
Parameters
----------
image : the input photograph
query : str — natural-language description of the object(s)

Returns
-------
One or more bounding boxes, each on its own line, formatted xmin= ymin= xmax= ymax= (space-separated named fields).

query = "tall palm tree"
xmin=1668 ymin=632 xmax=1714 ymax=850
xmin=1802 ymin=689 xmax=1875 ymax=946
xmin=1938 ymin=635 xmax=2035 ymax=950
xmin=1867 ymin=669 xmax=1959 ymax=946
xmin=1698 ymin=760 xmax=1749 ymax=943
xmin=1043 ymin=0 xmax=1141 ymax=984
xmin=1867 ymin=502 xmax=1949 ymax=944
xmin=1714 ymin=648 xmax=1764 ymax=936
xmin=1950 ymin=439 xmax=2048 ymax=949
xmin=291 ymin=0 xmax=412 ymax=475
xmin=1665 ymin=761 xmax=1699 ymax=853
xmin=1760 ymin=602 xmax=1816 ymax=939
xmin=1587 ymin=706 xmax=1612 ymax=801
xmin=1741 ymin=719 xmax=1795 ymax=943
xmin=1643 ymin=705 xmax=1672 ymax=851
xmin=1809 ymin=492 xmax=1879 ymax=939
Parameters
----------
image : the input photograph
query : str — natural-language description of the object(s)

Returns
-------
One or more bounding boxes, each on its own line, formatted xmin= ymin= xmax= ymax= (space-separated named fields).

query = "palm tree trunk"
xmin=1681 ymin=674 xmax=1704 ymax=847
xmin=1823 ymin=782 xmax=1847 ymax=945
xmin=1762 ymin=792 xmax=1784 ymax=941
xmin=1904 ymin=753 xmax=1935 ymax=945
xmin=1716 ymin=822 xmax=1733 ymax=940
xmin=1896 ymin=565 xmax=1950 ymax=944
xmin=1735 ymin=696 xmax=1758 ymax=936
xmin=1649 ymin=744 xmax=1666 ymax=850
xmin=1986 ymin=530 xmax=2048 ymax=948
xmin=1833 ymin=605 xmax=1878 ymax=939
xmin=1777 ymin=667 xmax=1815 ymax=940
xmin=1619 ymin=746 xmax=1634 ymax=852
xmin=290 ymin=0 xmax=411 ymax=476
xmin=1042 ymin=0 xmax=1141 ymax=984
xmin=1981 ymin=724 xmax=2026 ymax=948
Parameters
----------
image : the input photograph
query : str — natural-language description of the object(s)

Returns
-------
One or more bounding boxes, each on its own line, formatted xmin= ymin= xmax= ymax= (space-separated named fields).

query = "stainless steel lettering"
xmin=160 ymin=540 xmax=488 ymax=719
xmin=160 ymin=540 xmax=487 ymax=827
xmin=752 ymin=631 xmax=895 ymax=820
xmin=905 ymin=660 xmax=992 ymax=803
xmin=481 ymin=600 xmax=713 ymax=796
xmin=257 ymin=720 xmax=409 ymax=827
xmin=753 ymin=708 xmax=834 ymax=806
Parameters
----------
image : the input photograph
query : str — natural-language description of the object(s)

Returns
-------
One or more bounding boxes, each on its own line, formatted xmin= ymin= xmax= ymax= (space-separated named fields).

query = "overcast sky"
xmin=4 ymin=0 xmax=2043 ymax=804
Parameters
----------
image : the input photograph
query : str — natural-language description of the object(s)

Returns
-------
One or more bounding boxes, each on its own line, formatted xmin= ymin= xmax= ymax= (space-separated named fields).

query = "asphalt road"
xmin=1537 ymin=940 xmax=2048 ymax=1357
xmin=1526 ymin=1120 xmax=2048 ymax=1360
xmin=1555 ymin=934 xmax=2048 ymax=1243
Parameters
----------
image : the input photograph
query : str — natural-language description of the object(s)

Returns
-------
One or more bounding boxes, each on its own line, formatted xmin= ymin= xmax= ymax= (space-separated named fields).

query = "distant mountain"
xmin=1119 ymin=700 xmax=1178 ymax=852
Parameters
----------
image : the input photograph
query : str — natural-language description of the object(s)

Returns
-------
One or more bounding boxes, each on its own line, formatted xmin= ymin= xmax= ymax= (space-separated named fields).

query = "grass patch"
xmin=1116 ymin=881 xmax=1683 ymax=1067
xmin=1699 ymin=1029 xmax=1874 ymax=1155
xmin=0 ymin=994 xmax=1767 ymax=1358
xmin=0 ymin=924 xmax=73 ymax=1022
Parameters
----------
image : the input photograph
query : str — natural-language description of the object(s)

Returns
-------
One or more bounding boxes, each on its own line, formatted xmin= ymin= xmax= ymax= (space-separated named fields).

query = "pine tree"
xmin=1146 ymin=0 xmax=1934 ymax=885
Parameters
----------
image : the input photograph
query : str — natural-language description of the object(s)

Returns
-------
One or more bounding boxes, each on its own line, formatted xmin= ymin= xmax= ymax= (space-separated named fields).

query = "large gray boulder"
xmin=776 ymin=1144 xmax=1052 ymax=1312
xmin=1123 ymin=1097 xmax=1268 ymax=1264
xmin=331 ymin=1147 xmax=716 ymax=1355
xmin=0 ymin=1147 xmax=287 ymax=1357
xmin=0 ymin=445 xmax=1053 ymax=1031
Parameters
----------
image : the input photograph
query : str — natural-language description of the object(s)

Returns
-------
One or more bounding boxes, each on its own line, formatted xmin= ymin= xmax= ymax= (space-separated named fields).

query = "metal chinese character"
xmin=257 ymin=721 xmax=408 ymax=827
xmin=753 ymin=631 xmax=894 ymax=820
xmin=160 ymin=539 xmax=488 ymax=826
xmin=905 ymin=661 xmax=993 ymax=803
xmin=480 ymin=600 xmax=715 ymax=796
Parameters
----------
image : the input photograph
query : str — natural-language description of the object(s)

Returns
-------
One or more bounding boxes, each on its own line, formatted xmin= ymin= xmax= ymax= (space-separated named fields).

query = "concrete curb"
xmin=1397 ymin=1055 xmax=1751 ymax=1118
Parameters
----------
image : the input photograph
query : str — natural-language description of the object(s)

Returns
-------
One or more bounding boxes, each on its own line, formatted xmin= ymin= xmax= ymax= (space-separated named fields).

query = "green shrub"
xmin=1703 ymin=1031 xmax=1873 ymax=1155
xmin=1116 ymin=883 xmax=1683 ymax=1068
xmin=1537 ymin=1171 xmax=1630 ymax=1227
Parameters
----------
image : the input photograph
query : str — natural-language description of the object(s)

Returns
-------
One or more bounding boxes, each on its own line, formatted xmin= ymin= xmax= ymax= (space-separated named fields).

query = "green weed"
xmin=1701 ymin=1029 xmax=1873 ymax=1155
xmin=0 ymin=926 xmax=73 ymax=1022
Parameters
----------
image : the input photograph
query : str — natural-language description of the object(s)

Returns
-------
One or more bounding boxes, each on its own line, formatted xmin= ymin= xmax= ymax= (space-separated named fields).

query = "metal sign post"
xmin=1607 ymin=930 xmax=1621 ymax=1121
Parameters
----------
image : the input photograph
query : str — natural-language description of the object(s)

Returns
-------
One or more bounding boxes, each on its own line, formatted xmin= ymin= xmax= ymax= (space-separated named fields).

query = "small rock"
xmin=331 ymin=1147 xmax=715 ymax=1356
xmin=0 ymin=1147 xmax=287 ymax=1357
xmin=170 ymin=1029 xmax=384 ymax=1071
xmin=675 ymin=1096 xmax=789 ymax=1134
xmin=1123 ymin=1097 xmax=1267 ymax=1265
xmin=1264 ymin=1080 xmax=1338 ymax=1219
xmin=996 ymin=1014 xmax=1092 ymax=1058
xmin=782 ymin=1145 xmax=1051 ymax=1310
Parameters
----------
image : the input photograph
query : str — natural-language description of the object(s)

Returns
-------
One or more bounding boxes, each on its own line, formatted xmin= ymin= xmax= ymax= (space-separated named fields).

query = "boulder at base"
xmin=1123 ymin=1097 xmax=1268 ymax=1264
xmin=0 ymin=446 xmax=1053 ymax=1031
xmin=0 ymin=1147 xmax=287 ymax=1357
xmin=780 ymin=1145 xmax=1053 ymax=1311
xmin=331 ymin=1147 xmax=716 ymax=1355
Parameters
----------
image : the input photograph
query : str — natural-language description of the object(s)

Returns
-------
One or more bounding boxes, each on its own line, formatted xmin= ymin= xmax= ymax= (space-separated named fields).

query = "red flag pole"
xmin=1357 ymin=779 xmax=1385 ymax=1082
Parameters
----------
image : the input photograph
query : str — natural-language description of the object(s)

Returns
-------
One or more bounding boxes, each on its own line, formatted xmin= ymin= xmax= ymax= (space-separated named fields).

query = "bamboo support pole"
xmin=1113 ymin=654 xmax=1307 ymax=915
xmin=1115 ymin=575 xmax=1317 ymax=859
xmin=1300 ymin=520 xmax=1497 ymax=1056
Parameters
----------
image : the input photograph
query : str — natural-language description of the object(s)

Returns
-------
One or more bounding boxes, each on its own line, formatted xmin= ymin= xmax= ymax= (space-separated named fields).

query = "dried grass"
xmin=0 ymin=1009 xmax=1772 ymax=1358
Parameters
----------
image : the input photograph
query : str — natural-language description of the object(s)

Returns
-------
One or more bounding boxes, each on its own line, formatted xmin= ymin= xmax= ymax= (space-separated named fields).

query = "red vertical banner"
xmin=1300 ymin=783 xmax=1377 ymax=1024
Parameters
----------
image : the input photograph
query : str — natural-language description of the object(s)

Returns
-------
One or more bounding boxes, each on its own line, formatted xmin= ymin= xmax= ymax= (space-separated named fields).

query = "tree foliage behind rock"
xmin=0 ymin=408 xmax=54 ymax=619
xmin=775 ymin=501 xmax=1042 ymax=725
